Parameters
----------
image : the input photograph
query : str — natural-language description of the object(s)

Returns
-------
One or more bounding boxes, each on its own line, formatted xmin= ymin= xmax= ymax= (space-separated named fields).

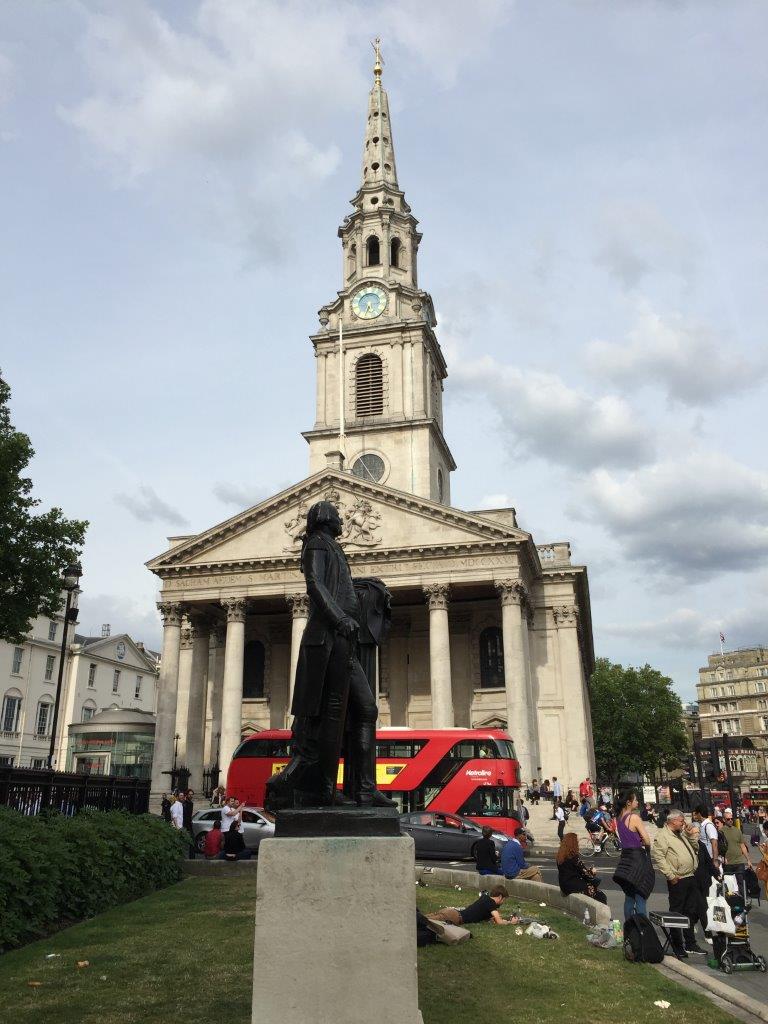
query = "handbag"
xmin=613 ymin=847 xmax=655 ymax=899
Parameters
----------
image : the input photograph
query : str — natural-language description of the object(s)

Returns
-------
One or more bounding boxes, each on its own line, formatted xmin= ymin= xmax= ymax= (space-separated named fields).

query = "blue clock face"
xmin=352 ymin=286 xmax=387 ymax=320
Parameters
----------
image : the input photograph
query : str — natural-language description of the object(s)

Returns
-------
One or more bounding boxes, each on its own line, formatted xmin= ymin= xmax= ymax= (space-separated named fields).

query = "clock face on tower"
xmin=352 ymin=285 xmax=387 ymax=320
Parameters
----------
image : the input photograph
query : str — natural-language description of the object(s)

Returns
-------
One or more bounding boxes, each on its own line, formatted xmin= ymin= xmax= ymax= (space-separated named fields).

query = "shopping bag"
xmin=706 ymin=893 xmax=736 ymax=935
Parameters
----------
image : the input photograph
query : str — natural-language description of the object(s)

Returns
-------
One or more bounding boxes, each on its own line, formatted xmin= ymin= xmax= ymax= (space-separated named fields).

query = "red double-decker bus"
xmin=227 ymin=727 xmax=522 ymax=836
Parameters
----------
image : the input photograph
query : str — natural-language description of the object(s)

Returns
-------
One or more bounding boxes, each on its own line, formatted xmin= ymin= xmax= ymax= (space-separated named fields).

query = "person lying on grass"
xmin=428 ymin=886 xmax=518 ymax=926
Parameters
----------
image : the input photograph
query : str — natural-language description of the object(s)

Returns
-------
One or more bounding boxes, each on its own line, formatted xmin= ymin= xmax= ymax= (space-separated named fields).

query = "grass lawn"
xmin=0 ymin=877 xmax=739 ymax=1024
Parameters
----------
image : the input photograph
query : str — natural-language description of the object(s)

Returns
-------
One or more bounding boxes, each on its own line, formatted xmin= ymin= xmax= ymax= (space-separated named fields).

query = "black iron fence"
xmin=0 ymin=766 xmax=150 ymax=817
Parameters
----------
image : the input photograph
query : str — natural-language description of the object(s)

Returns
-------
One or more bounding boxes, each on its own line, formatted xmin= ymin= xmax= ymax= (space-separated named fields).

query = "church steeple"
xmin=361 ymin=39 xmax=398 ymax=190
xmin=303 ymin=43 xmax=456 ymax=505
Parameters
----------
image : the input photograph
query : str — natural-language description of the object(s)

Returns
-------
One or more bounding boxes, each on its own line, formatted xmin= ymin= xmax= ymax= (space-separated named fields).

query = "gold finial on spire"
xmin=372 ymin=37 xmax=383 ymax=81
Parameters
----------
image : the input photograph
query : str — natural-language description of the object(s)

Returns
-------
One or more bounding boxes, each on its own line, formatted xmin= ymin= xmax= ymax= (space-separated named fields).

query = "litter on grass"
xmin=653 ymin=1001 xmax=671 ymax=1009
xmin=27 ymin=982 xmax=43 ymax=988
xmin=586 ymin=927 xmax=617 ymax=949
xmin=76 ymin=961 xmax=89 ymax=969
xmin=539 ymin=902 xmax=547 ymax=907
xmin=44 ymin=954 xmax=60 ymax=959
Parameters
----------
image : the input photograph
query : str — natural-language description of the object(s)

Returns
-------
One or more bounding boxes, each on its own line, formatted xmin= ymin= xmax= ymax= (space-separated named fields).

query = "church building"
xmin=147 ymin=50 xmax=596 ymax=806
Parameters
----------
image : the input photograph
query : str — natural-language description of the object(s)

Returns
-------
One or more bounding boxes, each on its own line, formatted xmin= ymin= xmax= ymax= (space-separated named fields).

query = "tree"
xmin=0 ymin=370 xmax=87 ymax=642
xmin=590 ymin=657 xmax=689 ymax=788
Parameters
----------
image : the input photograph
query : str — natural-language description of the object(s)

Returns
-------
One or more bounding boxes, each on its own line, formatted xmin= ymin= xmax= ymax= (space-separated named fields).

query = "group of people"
xmin=160 ymin=788 xmax=253 ymax=862
xmin=473 ymin=826 xmax=543 ymax=883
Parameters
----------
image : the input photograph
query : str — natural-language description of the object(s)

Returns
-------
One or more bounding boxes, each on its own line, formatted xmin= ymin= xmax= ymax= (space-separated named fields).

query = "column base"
xmin=252 ymin=834 xmax=423 ymax=1023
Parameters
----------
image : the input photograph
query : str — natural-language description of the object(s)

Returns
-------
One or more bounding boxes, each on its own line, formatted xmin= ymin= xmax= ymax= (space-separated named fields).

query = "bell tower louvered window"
xmin=355 ymin=354 xmax=384 ymax=416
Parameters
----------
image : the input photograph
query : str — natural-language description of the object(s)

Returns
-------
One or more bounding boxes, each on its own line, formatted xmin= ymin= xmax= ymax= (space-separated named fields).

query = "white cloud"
xmin=76 ymin=592 xmax=162 ymax=651
xmin=453 ymin=355 xmax=655 ymax=471
xmin=212 ymin=481 xmax=270 ymax=508
xmin=580 ymin=452 xmax=768 ymax=578
xmin=115 ymin=485 xmax=189 ymax=527
xmin=587 ymin=306 xmax=765 ymax=405
xmin=601 ymin=607 xmax=719 ymax=648
xmin=594 ymin=200 xmax=696 ymax=290
xmin=476 ymin=493 xmax=513 ymax=509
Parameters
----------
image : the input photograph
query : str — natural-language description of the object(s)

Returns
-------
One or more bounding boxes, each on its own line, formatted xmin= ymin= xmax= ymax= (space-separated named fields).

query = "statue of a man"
xmin=266 ymin=501 xmax=396 ymax=811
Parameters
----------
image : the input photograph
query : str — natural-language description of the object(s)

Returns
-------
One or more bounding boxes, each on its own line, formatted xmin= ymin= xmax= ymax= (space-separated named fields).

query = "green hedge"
xmin=0 ymin=807 xmax=188 ymax=950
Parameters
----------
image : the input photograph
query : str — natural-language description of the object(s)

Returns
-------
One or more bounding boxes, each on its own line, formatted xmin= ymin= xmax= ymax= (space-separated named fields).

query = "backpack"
xmin=561 ymin=806 xmax=570 ymax=820
xmin=717 ymin=831 xmax=728 ymax=858
xmin=623 ymin=914 xmax=664 ymax=964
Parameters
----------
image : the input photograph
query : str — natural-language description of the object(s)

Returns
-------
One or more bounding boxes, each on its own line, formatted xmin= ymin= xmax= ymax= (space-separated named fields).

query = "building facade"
xmin=147 ymin=54 xmax=596 ymax=806
xmin=66 ymin=708 xmax=156 ymax=779
xmin=0 ymin=600 xmax=159 ymax=771
xmin=696 ymin=646 xmax=768 ymax=789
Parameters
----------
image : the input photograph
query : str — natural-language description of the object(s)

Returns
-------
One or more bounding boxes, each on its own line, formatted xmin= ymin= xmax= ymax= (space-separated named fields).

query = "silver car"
xmin=191 ymin=806 xmax=275 ymax=854
xmin=400 ymin=811 xmax=510 ymax=860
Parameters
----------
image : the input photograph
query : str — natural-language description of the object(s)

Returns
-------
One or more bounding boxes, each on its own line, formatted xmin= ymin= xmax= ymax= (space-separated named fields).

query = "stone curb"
xmin=658 ymin=956 xmax=768 ymax=1023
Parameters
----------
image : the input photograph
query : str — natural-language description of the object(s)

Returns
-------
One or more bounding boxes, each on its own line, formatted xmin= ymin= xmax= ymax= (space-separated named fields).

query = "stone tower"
xmin=303 ymin=43 xmax=456 ymax=503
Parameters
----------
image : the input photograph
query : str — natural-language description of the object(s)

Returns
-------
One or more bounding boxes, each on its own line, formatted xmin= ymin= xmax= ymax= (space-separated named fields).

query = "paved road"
xmin=417 ymin=853 xmax=768 ymax=1005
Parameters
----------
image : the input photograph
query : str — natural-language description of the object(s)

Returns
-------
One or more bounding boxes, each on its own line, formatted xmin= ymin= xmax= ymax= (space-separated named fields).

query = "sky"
xmin=1 ymin=0 xmax=766 ymax=702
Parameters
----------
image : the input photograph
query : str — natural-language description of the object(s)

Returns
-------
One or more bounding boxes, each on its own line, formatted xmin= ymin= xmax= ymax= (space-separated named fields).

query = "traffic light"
xmin=699 ymin=739 xmax=719 ymax=782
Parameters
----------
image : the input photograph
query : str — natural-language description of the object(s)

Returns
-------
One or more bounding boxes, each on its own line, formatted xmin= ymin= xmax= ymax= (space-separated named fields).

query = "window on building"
xmin=760 ymin=716 xmax=768 ymax=732
xmin=758 ymin=668 xmax=768 ymax=678
xmin=112 ymin=669 xmax=120 ymax=693
xmin=88 ymin=663 xmax=97 ymax=688
xmin=31 ymin=757 xmax=45 ymax=769
xmin=11 ymin=648 xmax=23 ymax=675
xmin=390 ymin=236 xmax=401 ymax=268
xmin=134 ymin=676 xmax=142 ymax=699
xmin=365 ymin=235 xmax=380 ymax=266
xmin=758 ymin=699 xmax=768 ymax=710
xmin=355 ymin=353 xmax=384 ymax=416
xmin=242 ymin=641 xmax=265 ymax=699
xmin=479 ymin=627 xmax=505 ymax=688
xmin=81 ymin=704 xmax=96 ymax=722
xmin=2 ymin=695 xmax=22 ymax=733
xmin=35 ymin=702 xmax=52 ymax=737
xmin=727 ymin=685 xmax=736 ymax=695
xmin=437 ymin=468 xmax=444 ymax=503
xmin=756 ymin=681 xmax=767 ymax=693
xmin=48 ymin=621 xmax=57 ymax=641
xmin=44 ymin=654 xmax=55 ymax=681
xmin=0 ymin=756 xmax=14 ymax=767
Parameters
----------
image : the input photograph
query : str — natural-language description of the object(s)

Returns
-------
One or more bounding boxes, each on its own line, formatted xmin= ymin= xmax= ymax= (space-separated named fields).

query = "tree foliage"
xmin=0 ymin=370 xmax=87 ymax=642
xmin=590 ymin=657 xmax=689 ymax=786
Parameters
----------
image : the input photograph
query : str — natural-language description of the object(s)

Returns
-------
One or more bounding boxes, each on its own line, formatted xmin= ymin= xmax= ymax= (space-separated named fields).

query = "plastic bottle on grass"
xmin=583 ymin=908 xmax=590 ymax=926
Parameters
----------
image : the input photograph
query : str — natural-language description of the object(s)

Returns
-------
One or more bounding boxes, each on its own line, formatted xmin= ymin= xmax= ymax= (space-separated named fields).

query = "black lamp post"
xmin=47 ymin=561 xmax=82 ymax=769
xmin=173 ymin=733 xmax=180 ymax=770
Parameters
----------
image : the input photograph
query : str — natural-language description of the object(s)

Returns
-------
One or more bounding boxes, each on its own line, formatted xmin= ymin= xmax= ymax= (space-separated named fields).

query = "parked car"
xmin=399 ymin=811 xmax=510 ymax=860
xmin=191 ymin=806 xmax=275 ymax=854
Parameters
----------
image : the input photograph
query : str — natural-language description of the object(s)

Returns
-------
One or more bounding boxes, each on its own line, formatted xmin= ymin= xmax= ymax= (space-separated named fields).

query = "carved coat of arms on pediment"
xmin=283 ymin=490 xmax=382 ymax=551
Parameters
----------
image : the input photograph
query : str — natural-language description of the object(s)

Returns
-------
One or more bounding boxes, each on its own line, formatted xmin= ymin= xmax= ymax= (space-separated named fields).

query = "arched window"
xmin=243 ymin=640 xmax=265 ymax=699
xmin=81 ymin=701 xmax=97 ymax=723
xmin=35 ymin=699 xmax=54 ymax=737
xmin=479 ymin=628 xmax=505 ymax=688
xmin=355 ymin=354 xmax=384 ymax=416
xmin=390 ymin=237 xmax=401 ymax=268
xmin=437 ymin=468 xmax=444 ymax=503
xmin=366 ymin=235 xmax=380 ymax=266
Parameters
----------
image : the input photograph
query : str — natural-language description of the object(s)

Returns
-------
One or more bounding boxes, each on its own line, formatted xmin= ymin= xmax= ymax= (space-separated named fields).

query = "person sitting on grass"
xmin=500 ymin=834 xmax=543 ymax=882
xmin=474 ymin=826 xmax=500 ymax=876
xmin=428 ymin=886 xmax=513 ymax=926
xmin=556 ymin=832 xmax=607 ymax=904
xmin=203 ymin=820 xmax=223 ymax=859
xmin=221 ymin=820 xmax=253 ymax=861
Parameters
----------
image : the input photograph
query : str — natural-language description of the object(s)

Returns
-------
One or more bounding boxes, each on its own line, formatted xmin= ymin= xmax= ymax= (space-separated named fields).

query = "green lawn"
xmin=0 ymin=877 xmax=738 ymax=1024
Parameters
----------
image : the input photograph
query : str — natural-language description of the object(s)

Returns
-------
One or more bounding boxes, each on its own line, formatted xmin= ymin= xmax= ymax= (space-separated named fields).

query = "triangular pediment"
xmin=147 ymin=471 xmax=529 ymax=573
xmin=79 ymin=634 xmax=158 ymax=671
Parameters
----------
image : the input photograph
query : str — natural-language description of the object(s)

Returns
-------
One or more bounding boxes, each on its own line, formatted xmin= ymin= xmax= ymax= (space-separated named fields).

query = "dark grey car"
xmin=399 ymin=811 xmax=510 ymax=860
xmin=191 ymin=806 xmax=275 ymax=854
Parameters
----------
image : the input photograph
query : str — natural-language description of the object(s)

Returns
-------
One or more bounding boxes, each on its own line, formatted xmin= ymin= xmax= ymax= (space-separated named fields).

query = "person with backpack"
xmin=651 ymin=809 xmax=707 ymax=959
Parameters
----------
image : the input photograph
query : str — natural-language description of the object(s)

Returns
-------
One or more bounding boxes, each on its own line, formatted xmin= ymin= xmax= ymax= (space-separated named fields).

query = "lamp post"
xmin=47 ymin=561 xmax=82 ymax=769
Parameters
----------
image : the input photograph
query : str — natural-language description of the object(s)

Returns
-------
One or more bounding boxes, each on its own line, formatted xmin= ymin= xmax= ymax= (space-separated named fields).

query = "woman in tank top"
xmin=612 ymin=788 xmax=655 ymax=920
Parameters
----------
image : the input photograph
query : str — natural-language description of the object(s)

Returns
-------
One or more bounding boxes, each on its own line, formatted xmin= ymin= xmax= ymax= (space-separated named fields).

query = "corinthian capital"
xmin=423 ymin=583 xmax=450 ymax=611
xmin=494 ymin=578 xmax=527 ymax=607
xmin=286 ymin=592 xmax=310 ymax=618
xmin=553 ymin=604 xmax=578 ymax=626
xmin=157 ymin=601 xmax=184 ymax=627
xmin=222 ymin=597 xmax=248 ymax=624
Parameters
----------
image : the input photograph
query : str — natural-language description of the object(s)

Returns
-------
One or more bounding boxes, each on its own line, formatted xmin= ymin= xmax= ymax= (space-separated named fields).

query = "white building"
xmin=0 ymin=599 xmax=159 ymax=770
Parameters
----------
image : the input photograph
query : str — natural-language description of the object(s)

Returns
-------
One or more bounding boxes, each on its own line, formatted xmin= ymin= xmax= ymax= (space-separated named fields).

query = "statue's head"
xmin=306 ymin=500 xmax=343 ymax=538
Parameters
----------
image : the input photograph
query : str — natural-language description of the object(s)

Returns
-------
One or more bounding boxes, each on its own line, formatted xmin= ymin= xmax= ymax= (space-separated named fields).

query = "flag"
xmin=719 ymin=631 xmax=726 ymax=645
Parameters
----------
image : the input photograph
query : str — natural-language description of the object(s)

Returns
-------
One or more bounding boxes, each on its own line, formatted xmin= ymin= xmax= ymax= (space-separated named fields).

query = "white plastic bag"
xmin=706 ymin=894 xmax=735 ymax=935
xmin=525 ymin=922 xmax=550 ymax=939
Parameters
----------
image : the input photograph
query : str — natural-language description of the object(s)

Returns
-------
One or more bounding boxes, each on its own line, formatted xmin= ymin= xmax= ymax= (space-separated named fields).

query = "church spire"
xmin=361 ymin=38 xmax=398 ymax=189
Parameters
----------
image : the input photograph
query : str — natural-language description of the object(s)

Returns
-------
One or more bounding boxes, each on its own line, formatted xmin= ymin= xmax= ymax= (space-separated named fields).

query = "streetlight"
xmin=47 ymin=561 xmax=82 ymax=769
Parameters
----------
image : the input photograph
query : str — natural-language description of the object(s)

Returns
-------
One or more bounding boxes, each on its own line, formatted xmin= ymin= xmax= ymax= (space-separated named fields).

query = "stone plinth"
xmin=252 ymin=834 xmax=423 ymax=1024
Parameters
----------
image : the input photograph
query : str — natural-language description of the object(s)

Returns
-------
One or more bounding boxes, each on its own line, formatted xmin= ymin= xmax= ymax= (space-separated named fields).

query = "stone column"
xmin=204 ymin=624 xmax=226 ymax=766
xmin=149 ymin=602 xmax=184 ymax=809
xmin=496 ymin=579 xmax=533 ymax=782
xmin=184 ymin=613 xmax=210 ymax=791
xmin=173 ymin=618 xmax=192 ymax=761
xmin=285 ymin=593 xmax=310 ymax=725
xmin=220 ymin=598 xmax=247 ymax=785
xmin=554 ymin=605 xmax=591 ymax=786
xmin=423 ymin=584 xmax=454 ymax=728
xmin=521 ymin=604 xmax=541 ymax=778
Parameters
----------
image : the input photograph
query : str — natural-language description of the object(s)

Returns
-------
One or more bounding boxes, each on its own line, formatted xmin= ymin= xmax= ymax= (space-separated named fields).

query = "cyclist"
xmin=585 ymin=804 xmax=613 ymax=848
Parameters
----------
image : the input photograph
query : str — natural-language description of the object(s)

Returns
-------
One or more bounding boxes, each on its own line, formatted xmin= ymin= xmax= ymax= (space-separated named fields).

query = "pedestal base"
xmin=252 ymin=834 xmax=423 ymax=1023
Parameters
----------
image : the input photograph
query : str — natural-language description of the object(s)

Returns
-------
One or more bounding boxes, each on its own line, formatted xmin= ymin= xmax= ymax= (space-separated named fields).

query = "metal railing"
xmin=0 ymin=766 xmax=150 ymax=817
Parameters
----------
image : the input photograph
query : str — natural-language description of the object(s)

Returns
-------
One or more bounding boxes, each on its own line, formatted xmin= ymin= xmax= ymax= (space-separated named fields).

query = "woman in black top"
xmin=474 ymin=827 xmax=499 ymax=875
xmin=556 ymin=833 xmax=607 ymax=904
xmin=223 ymin=821 xmax=252 ymax=861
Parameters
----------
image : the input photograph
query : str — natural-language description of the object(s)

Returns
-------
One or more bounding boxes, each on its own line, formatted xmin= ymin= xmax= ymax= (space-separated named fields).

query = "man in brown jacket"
xmin=651 ymin=809 xmax=707 ymax=958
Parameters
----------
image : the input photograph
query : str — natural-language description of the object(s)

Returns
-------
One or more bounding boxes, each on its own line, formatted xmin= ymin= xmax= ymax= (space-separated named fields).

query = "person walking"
xmin=169 ymin=792 xmax=184 ymax=831
xmin=554 ymin=802 xmax=567 ymax=842
xmin=474 ymin=826 xmax=500 ymax=876
xmin=721 ymin=806 xmax=754 ymax=892
xmin=651 ymin=809 xmax=707 ymax=959
xmin=160 ymin=793 xmax=171 ymax=823
xmin=182 ymin=788 xmax=196 ymax=860
xmin=612 ymin=788 xmax=655 ymax=922
xmin=556 ymin=833 xmax=607 ymax=905
xmin=530 ymin=780 xmax=540 ymax=806
xmin=579 ymin=777 xmax=593 ymax=803
xmin=552 ymin=776 xmax=563 ymax=805
xmin=500 ymin=835 xmax=543 ymax=882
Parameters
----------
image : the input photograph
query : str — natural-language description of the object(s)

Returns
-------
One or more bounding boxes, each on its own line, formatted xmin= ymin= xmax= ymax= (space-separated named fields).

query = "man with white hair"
xmin=651 ymin=809 xmax=707 ymax=959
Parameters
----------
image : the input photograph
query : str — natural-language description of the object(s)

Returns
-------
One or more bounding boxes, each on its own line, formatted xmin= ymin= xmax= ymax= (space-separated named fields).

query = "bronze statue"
xmin=265 ymin=501 xmax=396 ymax=811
